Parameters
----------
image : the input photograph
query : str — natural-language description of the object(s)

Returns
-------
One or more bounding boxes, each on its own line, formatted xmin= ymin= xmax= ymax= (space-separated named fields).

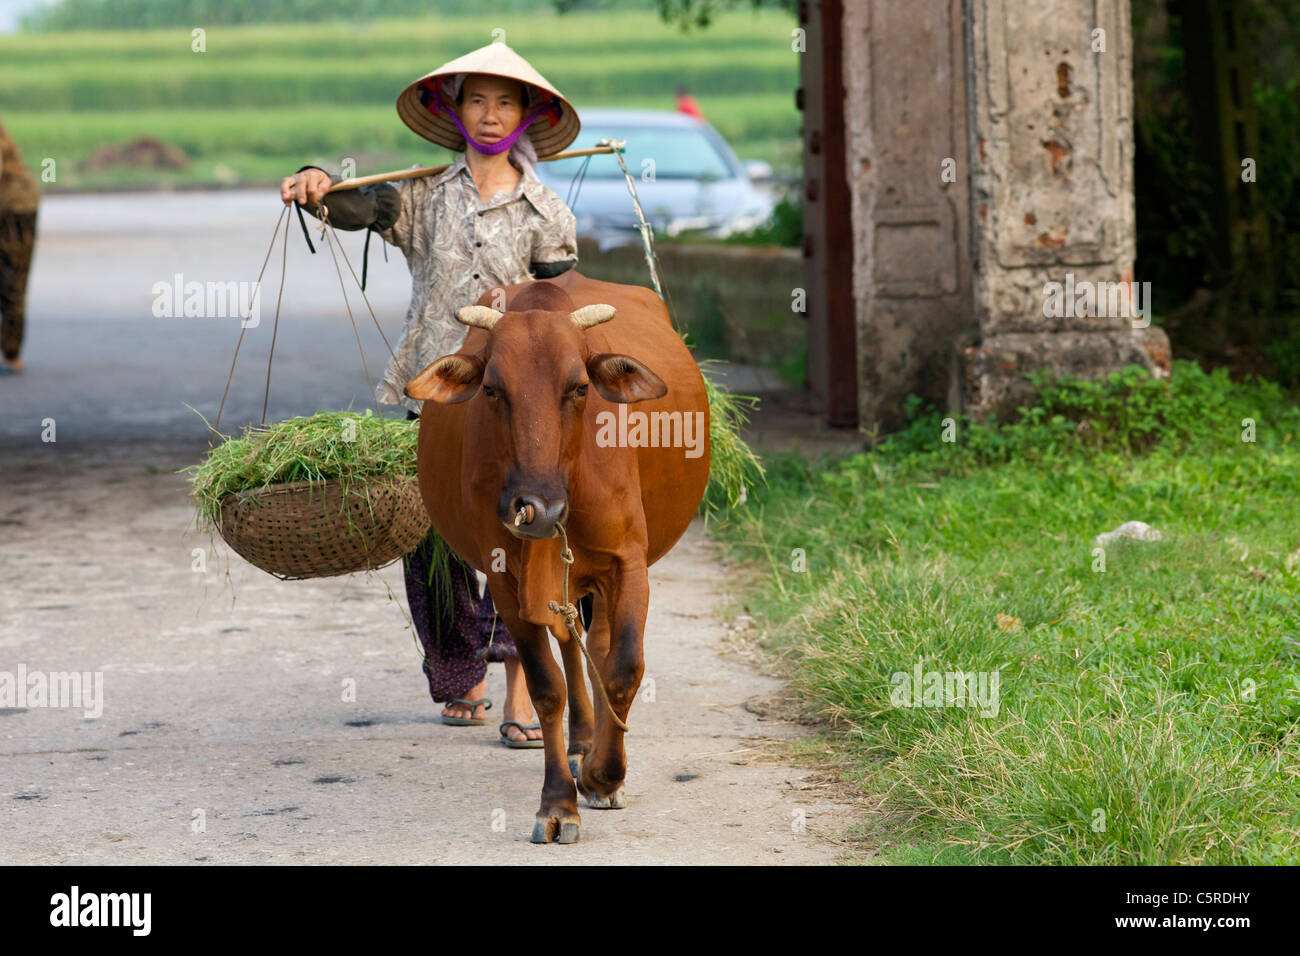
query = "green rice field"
xmin=0 ymin=9 xmax=802 ymax=189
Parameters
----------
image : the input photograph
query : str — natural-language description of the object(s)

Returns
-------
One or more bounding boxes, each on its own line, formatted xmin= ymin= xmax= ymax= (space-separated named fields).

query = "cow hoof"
xmin=530 ymin=814 xmax=582 ymax=844
xmin=585 ymin=786 xmax=627 ymax=810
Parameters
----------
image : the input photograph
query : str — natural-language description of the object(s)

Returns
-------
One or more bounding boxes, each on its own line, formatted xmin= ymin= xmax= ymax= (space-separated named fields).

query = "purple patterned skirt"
xmin=404 ymin=410 xmax=518 ymax=703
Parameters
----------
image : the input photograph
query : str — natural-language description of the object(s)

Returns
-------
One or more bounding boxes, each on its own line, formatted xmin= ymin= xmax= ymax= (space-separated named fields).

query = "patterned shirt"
xmin=354 ymin=155 xmax=578 ymax=415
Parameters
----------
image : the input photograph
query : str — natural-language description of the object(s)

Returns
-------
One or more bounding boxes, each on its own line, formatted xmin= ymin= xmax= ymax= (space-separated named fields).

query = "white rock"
xmin=1093 ymin=521 xmax=1163 ymax=548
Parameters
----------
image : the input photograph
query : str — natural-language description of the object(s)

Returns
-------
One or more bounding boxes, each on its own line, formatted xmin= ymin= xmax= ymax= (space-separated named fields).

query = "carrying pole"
xmin=328 ymin=144 xmax=623 ymax=192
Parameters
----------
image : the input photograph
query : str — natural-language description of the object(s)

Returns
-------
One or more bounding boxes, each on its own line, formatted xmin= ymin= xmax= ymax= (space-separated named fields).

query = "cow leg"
xmin=580 ymin=564 xmax=648 ymax=810
xmin=491 ymin=590 xmax=581 ymax=844
xmin=563 ymin=594 xmax=604 ymax=782
xmin=558 ymin=614 xmax=596 ymax=783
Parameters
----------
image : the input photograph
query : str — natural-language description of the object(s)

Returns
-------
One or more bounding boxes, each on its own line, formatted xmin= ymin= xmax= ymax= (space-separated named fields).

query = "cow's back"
xmin=549 ymin=271 xmax=710 ymax=566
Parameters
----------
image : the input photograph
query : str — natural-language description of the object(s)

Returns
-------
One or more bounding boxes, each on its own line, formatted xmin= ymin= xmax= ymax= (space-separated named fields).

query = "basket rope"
xmin=212 ymin=201 xmax=398 ymax=439
xmin=261 ymin=204 xmax=289 ymax=425
xmin=597 ymin=137 xmax=682 ymax=337
xmin=205 ymin=200 xmax=425 ymax=581
xmin=213 ymin=206 xmax=284 ymax=443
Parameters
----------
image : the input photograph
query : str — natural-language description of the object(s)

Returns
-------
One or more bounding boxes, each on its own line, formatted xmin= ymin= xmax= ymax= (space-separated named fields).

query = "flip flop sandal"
xmin=498 ymin=720 xmax=544 ymax=749
xmin=441 ymin=697 xmax=492 ymax=725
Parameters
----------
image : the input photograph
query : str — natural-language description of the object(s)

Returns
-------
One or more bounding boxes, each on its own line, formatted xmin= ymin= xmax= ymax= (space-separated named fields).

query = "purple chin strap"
xmin=419 ymin=79 xmax=559 ymax=155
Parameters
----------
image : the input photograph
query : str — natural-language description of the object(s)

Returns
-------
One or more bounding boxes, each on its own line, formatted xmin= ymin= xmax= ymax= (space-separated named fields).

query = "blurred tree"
xmin=1131 ymin=0 xmax=1298 ymax=370
xmin=651 ymin=0 xmax=796 ymax=31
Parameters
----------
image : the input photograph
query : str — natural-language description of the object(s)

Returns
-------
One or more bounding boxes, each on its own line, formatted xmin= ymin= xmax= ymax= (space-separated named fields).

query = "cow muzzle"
xmin=504 ymin=494 xmax=568 ymax=539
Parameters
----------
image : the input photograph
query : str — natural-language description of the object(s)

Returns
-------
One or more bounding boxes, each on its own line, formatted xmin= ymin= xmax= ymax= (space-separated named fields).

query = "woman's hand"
xmin=280 ymin=169 xmax=333 ymax=206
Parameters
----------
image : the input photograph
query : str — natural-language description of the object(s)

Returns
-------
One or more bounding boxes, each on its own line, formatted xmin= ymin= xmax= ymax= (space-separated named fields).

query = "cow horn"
xmin=570 ymin=304 xmax=616 ymax=329
xmin=457 ymin=305 xmax=503 ymax=330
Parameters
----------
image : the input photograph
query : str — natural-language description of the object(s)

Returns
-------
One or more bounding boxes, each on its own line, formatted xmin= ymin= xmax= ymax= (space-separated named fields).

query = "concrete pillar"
xmin=842 ymin=0 xmax=974 ymax=433
xmin=836 ymin=0 xmax=1170 ymax=429
xmin=960 ymin=0 xmax=1170 ymax=420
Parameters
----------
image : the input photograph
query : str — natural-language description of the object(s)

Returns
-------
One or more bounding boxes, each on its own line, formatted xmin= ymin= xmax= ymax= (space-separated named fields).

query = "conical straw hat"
xmin=396 ymin=42 xmax=580 ymax=158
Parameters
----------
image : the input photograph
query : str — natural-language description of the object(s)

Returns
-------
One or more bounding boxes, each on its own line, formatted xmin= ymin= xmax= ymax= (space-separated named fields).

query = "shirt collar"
xmin=427 ymin=153 xmax=468 ymax=190
xmin=518 ymin=163 xmax=552 ymax=221
xmin=430 ymin=153 xmax=551 ymax=221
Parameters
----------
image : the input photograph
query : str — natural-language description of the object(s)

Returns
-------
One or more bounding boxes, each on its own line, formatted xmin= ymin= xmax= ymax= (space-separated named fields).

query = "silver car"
xmin=535 ymin=108 xmax=777 ymax=251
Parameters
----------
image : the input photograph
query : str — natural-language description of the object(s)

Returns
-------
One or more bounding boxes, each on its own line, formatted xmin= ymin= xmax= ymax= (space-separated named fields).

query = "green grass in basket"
xmin=185 ymin=409 xmax=464 ymax=656
xmin=185 ymin=408 xmax=418 ymax=530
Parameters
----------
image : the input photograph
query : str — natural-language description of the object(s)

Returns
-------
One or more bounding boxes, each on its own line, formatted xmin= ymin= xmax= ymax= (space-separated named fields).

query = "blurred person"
xmin=0 ymin=117 xmax=39 ymax=375
xmin=674 ymin=85 xmax=704 ymax=120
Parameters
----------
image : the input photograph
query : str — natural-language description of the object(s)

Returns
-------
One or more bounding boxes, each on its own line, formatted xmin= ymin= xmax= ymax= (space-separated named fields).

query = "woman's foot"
xmin=441 ymin=680 xmax=488 ymax=722
xmin=0 ymin=355 xmax=23 ymax=374
xmin=501 ymin=657 xmax=543 ymax=743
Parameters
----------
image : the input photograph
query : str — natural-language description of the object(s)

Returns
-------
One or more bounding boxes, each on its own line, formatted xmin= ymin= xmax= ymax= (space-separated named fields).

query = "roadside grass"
xmin=712 ymin=361 xmax=1300 ymax=864
xmin=0 ymin=10 xmax=800 ymax=189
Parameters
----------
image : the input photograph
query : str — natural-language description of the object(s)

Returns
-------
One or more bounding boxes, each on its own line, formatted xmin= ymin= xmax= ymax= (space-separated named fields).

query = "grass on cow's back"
xmin=710 ymin=360 xmax=1300 ymax=864
xmin=700 ymin=364 xmax=765 ymax=520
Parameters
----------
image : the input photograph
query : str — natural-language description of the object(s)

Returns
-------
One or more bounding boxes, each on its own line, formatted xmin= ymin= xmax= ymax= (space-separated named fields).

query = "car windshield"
xmin=547 ymin=126 xmax=736 ymax=181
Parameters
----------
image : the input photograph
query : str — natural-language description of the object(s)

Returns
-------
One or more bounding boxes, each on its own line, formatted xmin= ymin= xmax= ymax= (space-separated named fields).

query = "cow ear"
xmin=405 ymin=354 xmax=484 ymax=404
xmin=586 ymin=353 xmax=668 ymax=404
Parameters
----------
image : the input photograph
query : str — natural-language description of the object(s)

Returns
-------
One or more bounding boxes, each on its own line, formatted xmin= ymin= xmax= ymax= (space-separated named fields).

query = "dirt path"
xmin=0 ymin=439 xmax=859 ymax=864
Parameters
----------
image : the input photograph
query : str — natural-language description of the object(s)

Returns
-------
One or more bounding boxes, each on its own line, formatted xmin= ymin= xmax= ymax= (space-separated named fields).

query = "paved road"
xmin=6 ymin=189 xmax=414 ymax=445
xmin=0 ymin=192 xmax=859 ymax=863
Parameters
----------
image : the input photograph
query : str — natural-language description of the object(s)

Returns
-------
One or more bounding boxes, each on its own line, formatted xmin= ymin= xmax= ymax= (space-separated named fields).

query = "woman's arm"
xmin=530 ymin=200 xmax=579 ymax=279
xmin=290 ymin=165 xmax=403 ymax=236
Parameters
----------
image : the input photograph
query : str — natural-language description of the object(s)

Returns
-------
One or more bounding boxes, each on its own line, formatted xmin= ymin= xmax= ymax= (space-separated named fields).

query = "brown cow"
xmin=405 ymin=269 xmax=710 ymax=843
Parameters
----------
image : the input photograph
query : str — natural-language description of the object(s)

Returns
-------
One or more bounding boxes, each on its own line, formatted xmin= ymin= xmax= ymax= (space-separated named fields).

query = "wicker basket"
xmin=215 ymin=475 xmax=431 ymax=580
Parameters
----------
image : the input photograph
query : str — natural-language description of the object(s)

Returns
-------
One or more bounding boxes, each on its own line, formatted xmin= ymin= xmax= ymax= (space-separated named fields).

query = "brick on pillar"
xmin=961 ymin=0 xmax=1170 ymax=420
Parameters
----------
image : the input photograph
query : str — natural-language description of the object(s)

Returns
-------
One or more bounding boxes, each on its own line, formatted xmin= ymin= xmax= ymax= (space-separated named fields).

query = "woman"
xmin=0 ymin=116 xmax=40 ymax=375
xmin=279 ymin=43 xmax=581 ymax=747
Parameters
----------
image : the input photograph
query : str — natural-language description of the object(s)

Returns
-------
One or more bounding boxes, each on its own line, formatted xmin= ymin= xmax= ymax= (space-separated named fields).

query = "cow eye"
xmin=574 ymin=384 xmax=588 ymax=398
xmin=482 ymin=384 xmax=496 ymax=399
